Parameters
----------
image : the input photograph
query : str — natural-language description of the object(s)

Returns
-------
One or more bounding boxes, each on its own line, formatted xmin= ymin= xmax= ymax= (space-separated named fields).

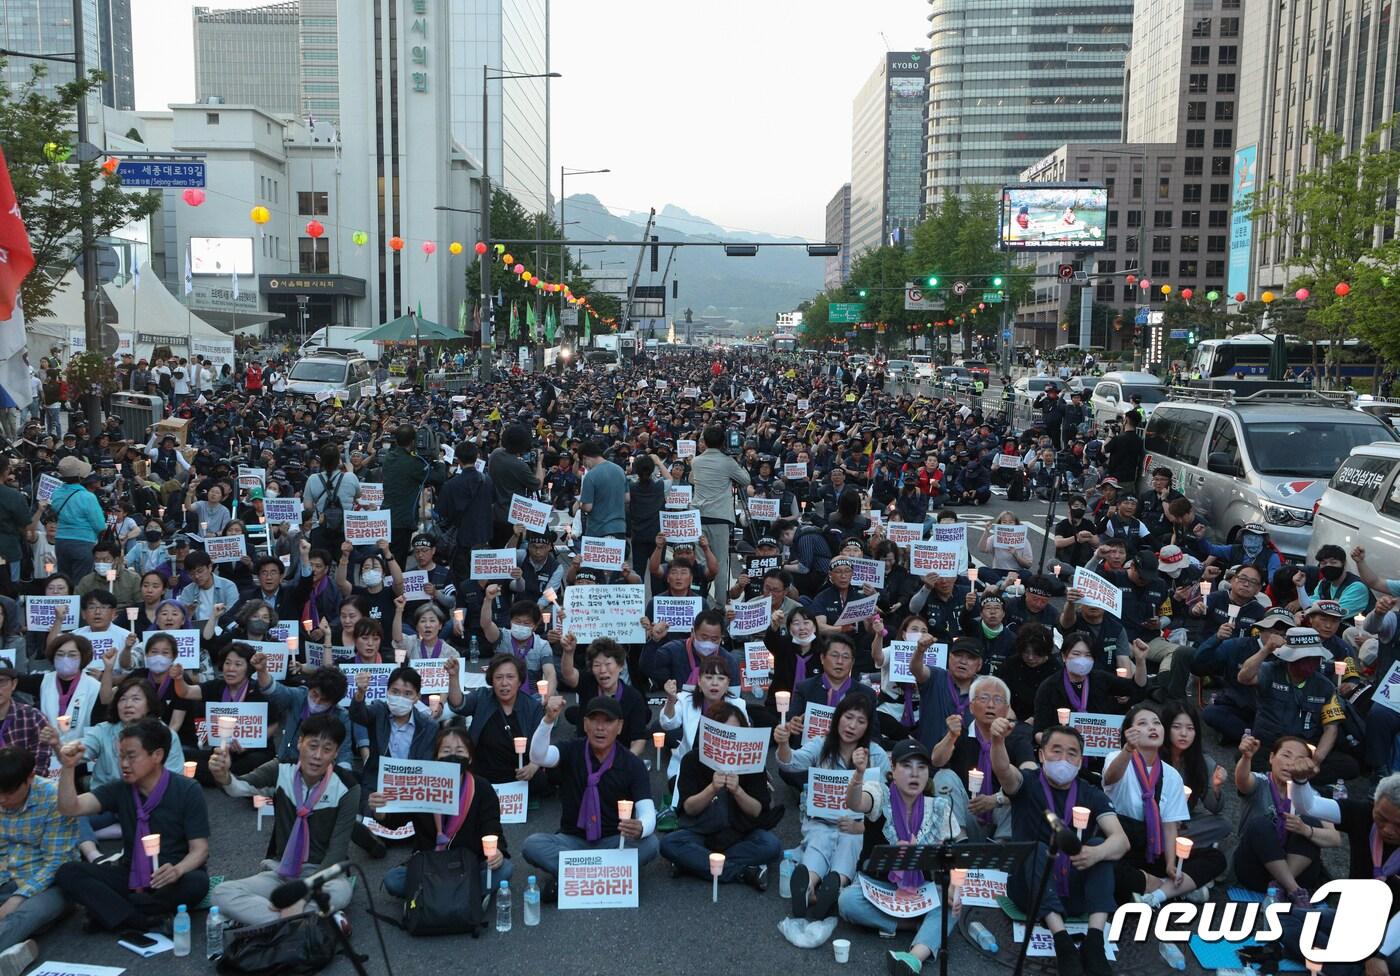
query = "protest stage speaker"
xmin=864 ymin=841 xmax=1033 ymax=976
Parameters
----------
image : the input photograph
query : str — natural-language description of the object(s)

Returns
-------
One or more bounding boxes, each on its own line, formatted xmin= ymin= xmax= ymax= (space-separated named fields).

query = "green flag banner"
xmin=509 ymin=302 xmax=519 ymax=340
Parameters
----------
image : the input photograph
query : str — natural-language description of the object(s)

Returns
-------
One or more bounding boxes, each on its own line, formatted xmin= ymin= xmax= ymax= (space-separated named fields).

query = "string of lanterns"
xmin=472 ymin=241 xmax=617 ymax=328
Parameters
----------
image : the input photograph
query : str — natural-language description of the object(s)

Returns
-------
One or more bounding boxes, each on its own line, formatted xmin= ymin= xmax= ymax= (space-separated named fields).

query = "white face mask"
xmin=385 ymin=694 xmax=414 ymax=717
xmin=54 ymin=657 xmax=81 ymax=678
xmin=510 ymin=624 xmax=535 ymax=641
xmin=145 ymin=655 xmax=172 ymax=675
xmin=791 ymin=631 xmax=816 ymax=646
xmin=1066 ymin=656 xmax=1094 ymax=677
xmin=693 ymin=640 xmax=720 ymax=656
xmin=361 ymin=570 xmax=384 ymax=588
xmin=93 ymin=562 xmax=112 ymax=576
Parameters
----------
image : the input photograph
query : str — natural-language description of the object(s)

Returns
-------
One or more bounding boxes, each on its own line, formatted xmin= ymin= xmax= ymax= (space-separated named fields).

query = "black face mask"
xmin=145 ymin=530 xmax=162 ymax=543
xmin=1320 ymin=564 xmax=1344 ymax=582
xmin=245 ymin=618 xmax=271 ymax=638
xmin=1069 ymin=508 xmax=1085 ymax=519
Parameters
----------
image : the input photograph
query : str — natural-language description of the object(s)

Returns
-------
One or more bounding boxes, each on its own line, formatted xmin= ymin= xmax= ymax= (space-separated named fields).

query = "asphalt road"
xmin=26 ymin=491 xmax=1332 ymax=976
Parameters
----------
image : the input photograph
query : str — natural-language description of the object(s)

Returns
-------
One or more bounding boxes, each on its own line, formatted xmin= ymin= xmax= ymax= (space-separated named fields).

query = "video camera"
xmin=724 ymin=429 xmax=743 ymax=455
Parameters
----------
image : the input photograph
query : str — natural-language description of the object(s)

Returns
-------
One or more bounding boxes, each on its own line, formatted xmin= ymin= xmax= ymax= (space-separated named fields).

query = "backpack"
xmin=394 ymin=847 xmax=487 ymax=937
xmin=318 ymin=471 xmax=345 ymax=527
xmin=218 ymin=912 xmax=346 ymax=975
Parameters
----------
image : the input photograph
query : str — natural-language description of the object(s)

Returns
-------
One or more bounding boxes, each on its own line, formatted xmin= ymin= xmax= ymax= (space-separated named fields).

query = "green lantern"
xmin=1205 ymin=290 xmax=1219 ymax=302
xmin=352 ymin=231 xmax=369 ymax=246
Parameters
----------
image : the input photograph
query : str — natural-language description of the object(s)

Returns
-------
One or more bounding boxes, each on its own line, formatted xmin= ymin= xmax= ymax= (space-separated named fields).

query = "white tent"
xmin=24 ymin=271 xmax=84 ymax=365
xmin=103 ymin=265 xmax=235 ymax=372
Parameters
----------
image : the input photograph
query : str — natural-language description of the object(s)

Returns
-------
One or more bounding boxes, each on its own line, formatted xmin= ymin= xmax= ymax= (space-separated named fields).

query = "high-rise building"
xmin=1233 ymin=0 xmax=1397 ymax=297
xmin=924 ymin=0 xmax=1133 ymax=206
xmin=824 ymin=183 xmax=852 ymax=290
xmin=849 ymin=53 xmax=926 ymax=259
xmin=298 ymin=0 xmax=340 ymax=120
xmin=2 ymin=0 xmax=134 ymax=109
xmin=193 ymin=3 xmax=302 ymax=116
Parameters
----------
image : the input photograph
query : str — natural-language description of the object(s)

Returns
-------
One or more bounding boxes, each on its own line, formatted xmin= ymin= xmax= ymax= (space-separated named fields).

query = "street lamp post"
xmin=479 ymin=66 xmax=560 ymax=381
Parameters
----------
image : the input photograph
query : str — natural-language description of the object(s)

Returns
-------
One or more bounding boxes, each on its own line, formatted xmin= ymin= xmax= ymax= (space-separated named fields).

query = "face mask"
xmin=246 ymin=618 xmax=270 ymax=638
xmin=1066 ymin=656 xmax=1094 ymax=677
xmin=385 ymin=694 xmax=415 ymax=717
xmin=361 ymin=570 xmax=384 ymax=588
xmin=54 ymin=657 xmax=81 ymax=678
xmin=145 ymin=530 xmax=162 ymax=544
xmin=693 ymin=640 xmax=720 ymax=656
xmin=145 ymin=654 xmax=172 ymax=675
xmin=1320 ymin=564 xmax=1344 ymax=582
xmin=792 ymin=631 xmax=816 ymax=646
xmin=510 ymin=624 xmax=535 ymax=641
xmin=93 ymin=562 xmax=111 ymax=576
xmin=1043 ymin=758 xmax=1081 ymax=787
xmin=306 ymin=698 xmax=331 ymax=715
xmin=1069 ymin=508 xmax=1085 ymax=519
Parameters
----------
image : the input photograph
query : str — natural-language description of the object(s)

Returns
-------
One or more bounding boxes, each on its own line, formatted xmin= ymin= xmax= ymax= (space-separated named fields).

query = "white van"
xmin=1310 ymin=441 xmax=1400 ymax=583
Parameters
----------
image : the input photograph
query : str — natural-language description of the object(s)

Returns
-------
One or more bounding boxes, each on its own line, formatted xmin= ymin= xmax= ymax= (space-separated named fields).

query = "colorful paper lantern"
xmin=1261 ymin=291 xmax=1275 ymax=304
xmin=1234 ymin=291 xmax=1246 ymax=303
xmin=389 ymin=236 xmax=405 ymax=251
xmin=513 ymin=263 xmax=524 ymax=275
xmin=1125 ymin=274 xmax=1136 ymax=285
xmin=1140 ymin=279 xmax=1152 ymax=290
xmin=494 ymin=244 xmax=505 ymax=254
xmin=449 ymin=241 xmax=463 ymax=255
xmin=422 ymin=241 xmax=436 ymax=255
xmin=1206 ymin=290 xmax=1219 ymax=302
xmin=1160 ymin=284 xmax=1172 ymax=296
xmin=1180 ymin=288 xmax=1193 ymax=300
xmin=352 ymin=230 xmax=369 ymax=246
xmin=101 ymin=157 xmax=119 ymax=175
xmin=250 ymin=206 xmax=270 ymax=225
xmin=1295 ymin=288 xmax=1309 ymax=301
xmin=474 ymin=241 xmax=487 ymax=255
xmin=305 ymin=220 xmax=324 ymax=239
xmin=43 ymin=142 xmax=71 ymax=163
xmin=182 ymin=188 xmax=206 ymax=207
xmin=1335 ymin=281 xmax=1351 ymax=296
xmin=502 ymin=253 xmax=514 ymax=265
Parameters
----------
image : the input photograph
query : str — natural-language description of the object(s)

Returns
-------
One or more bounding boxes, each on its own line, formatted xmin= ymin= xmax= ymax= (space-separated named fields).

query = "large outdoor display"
xmin=998 ymin=183 xmax=1108 ymax=250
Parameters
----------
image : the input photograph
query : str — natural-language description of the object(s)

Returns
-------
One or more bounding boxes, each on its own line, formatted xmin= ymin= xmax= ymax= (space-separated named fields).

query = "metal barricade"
xmin=109 ymin=393 xmax=163 ymax=438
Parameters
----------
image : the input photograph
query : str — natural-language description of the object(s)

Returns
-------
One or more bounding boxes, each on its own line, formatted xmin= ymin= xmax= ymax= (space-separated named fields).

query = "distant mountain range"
xmin=559 ymin=195 xmax=824 ymax=329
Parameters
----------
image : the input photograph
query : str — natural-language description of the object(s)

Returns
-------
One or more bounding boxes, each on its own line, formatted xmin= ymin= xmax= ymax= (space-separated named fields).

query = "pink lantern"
xmin=513 ymin=263 xmax=524 ymax=275
xmin=181 ymin=188 xmax=205 ymax=207
xmin=422 ymin=241 xmax=437 ymax=255
xmin=1139 ymin=278 xmax=1152 ymax=290
xmin=1295 ymin=288 xmax=1310 ymax=301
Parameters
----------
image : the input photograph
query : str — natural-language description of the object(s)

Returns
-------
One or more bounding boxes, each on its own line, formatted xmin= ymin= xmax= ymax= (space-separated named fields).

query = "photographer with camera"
xmin=381 ymin=425 xmax=446 ymax=568
xmin=489 ymin=423 xmax=545 ymax=549
xmin=689 ymin=425 xmax=750 ymax=603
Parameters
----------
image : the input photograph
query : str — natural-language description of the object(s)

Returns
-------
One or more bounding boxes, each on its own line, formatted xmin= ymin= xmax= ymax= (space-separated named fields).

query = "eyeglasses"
xmin=973 ymin=694 xmax=1007 ymax=705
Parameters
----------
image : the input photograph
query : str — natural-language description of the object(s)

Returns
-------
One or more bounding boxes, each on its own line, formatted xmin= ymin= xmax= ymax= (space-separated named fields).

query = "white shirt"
xmin=1103 ymin=750 xmax=1190 ymax=823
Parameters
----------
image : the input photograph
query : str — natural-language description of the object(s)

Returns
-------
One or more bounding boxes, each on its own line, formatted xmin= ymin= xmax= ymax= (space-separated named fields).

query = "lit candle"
xmin=967 ymin=567 xmax=978 ymax=584
xmin=1116 ymin=667 xmax=1129 ymax=678
xmin=710 ymin=851 xmax=725 ymax=903
xmin=617 ymin=800 xmax=634 ymax=850
xmin=126 ymin=606 xmax=138 ymax=623
xmin=950 ymin=867 xmax=968 ymax=888
xmin=285 ymin=635 xmax=297 ymax=652
xmin=968 ymin=769 xmax=984 ymax=794
xmin=482 ymin=834 xmax=498 ymax=890
xmin=1057 ymin=707 xmax=1071 ymax=725
xmin=1335 ymin=660 xmax=1347 ymax=677
xmin=1071 ymin=806 xmax=1090 ymax=832
xmin=1200 ymin=581 xmax=1211 ymax=597
xmin=393 ymin=647 xmax=406 ymax=665
xmin=56 ymin=715 xmax=70 ymax=733
xmin=514 ymin=736 xmax=528 ymax=769
xmin=1227 ymin=603 xmax=1240 ymax=620
xmin=542 ymin=610 xmax=552 ymax=628
xmin=536 ymin=679 xmax=549 ymax=699
xmin=105 ymin=569 xmax=116 ymax=583
xmin=141 ymin=832 xmax=161 ymax=873
xmin=301 ymin=618 xmax=313 ymax=633
xmin=1356 ymin=614 xmax=1367 ymax=628
xmin=1175 ymin=836 xmax=1193 ymax=861
xmin=217 ymin=715 xmax=237 ymax=747
xmin=452 ymin=608 xmax=464 ymax=625
xmin=775 ymin=690 xmax=791 ymax=722
xmin=652 ymin=730 xmax=665 ymax=770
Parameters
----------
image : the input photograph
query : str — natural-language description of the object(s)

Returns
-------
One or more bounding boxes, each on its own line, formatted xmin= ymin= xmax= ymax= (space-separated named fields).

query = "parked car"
xmin=1090 ymin=371 xmax=1167 ymax=427
xmin=936 ymin=366 xmax=976 ymax=390
xmin=958 ymin=360 xmax=992 ymax=384
xmin=286 ymin=349 xmax=377 ymax=402
xmin=1309 ymin=440 xmax=1400 ymax=584
xmin=1142 ymin=387 xmax=1396 ymax=557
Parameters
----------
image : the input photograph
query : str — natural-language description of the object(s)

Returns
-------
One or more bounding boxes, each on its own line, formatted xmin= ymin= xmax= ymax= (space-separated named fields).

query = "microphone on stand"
xmin=269 ymin=861 xmax=352 ymax=909
xmin=1043 ymin=810 xmax=1082 ymax=856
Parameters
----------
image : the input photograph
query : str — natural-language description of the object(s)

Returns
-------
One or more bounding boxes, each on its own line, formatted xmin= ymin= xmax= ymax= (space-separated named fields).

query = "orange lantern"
xmin=389 ymin=236 xmax=405 ymax=251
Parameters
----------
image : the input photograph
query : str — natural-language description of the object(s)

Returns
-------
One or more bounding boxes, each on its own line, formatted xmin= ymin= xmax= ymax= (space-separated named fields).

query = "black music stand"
xmin=864 ymin=841 xmax=1034 ymax=976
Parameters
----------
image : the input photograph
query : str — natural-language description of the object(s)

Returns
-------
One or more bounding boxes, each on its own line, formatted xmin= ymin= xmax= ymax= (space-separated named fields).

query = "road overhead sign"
xmin=904 ymin=285 xmax=945 ymax=311
xmin=830 ymin=303 xmax=865 ymax=323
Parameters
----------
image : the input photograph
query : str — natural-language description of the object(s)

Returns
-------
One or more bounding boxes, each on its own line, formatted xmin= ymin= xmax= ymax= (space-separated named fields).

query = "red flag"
xmin=0 ymin=148 xmax=36 ymax=320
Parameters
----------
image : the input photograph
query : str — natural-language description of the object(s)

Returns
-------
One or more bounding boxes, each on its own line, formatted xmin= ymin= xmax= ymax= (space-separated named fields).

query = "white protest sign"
xmin=834 ymin=594 xmax=879 ymax=626
xmin=144 ymin=629 xmax=201 ymax=670
xmin=1072 ymin=566 xmax=1124 ymax=618
xmin=25 ymin=596 xmax=79 ymax=633
xmin=995 ymin=453 xmax=1023 ymax=469
xmin=263 ymin=497 xmax=301 ymax=526
xmin=400 ymin=570 xmax=429 ymax=601
xmin=660 ymin=509 xmax=701 ymax=543
xmin=507 ymin=494 xmax=552 ymax=533
xmin=470 ymin=548 xmax=517 ymax=580
xmin=806 ymin=767 xmax=855 ymax=819
xmin=886 ymin=640 xmax=920 ymax=684
xmin=992 ymin=524 xmax=1029 ymax=550
xmin=246 ymin=640 xmax=291 ymax=680
xmin=664 ymin=484 xmax=693 ymax=509
xmin=1371 ymin=661 xmax=1400 ymax=716
xmin=958 ymin=868 xmax=1008 ymax=908
xmin=698 ymin=717 xmax=769 ymax=774
xmin=783 ymin=463 xmax=808 ymax=481
xmin=729 ymin=596 xmax=772 ymax=637
xmin=361 ymin=816 xmax=416 ymax=841
xmin=269 ymin=620 xmax=298 ymax=643
xmin=29 ymin=964 xmax=126 ymax=976
xmin=205 ymin=534 xmax=247 ymax=564
xmin=797 ymin=398 xmax=811 ymax=411
xmin=36 ymin=474 xmax=62 ymax=503
xmin=886 ymin=521 xmax=924 ymax=546
xmin=652 ymin=596 xmax=702 ymax=633
xmin=81 ymin=628 xmax=127 ymax=661
xmin=676 ymin=439 xmax=696 ymax=459
xmin=682 ymin=386 xmax=701 ymax=399
xmin=357 ymin=483 xmax=385 ymax=510
xmin=1070 ymin=711 xmax=1125 ymax=758
xmin=857 ymin=877 xmax=942 ymax=918
xmin=850 ymin=557 xmax=886 ymax=590
xmin=558 ymin=849 xmax=639 ymax=910
xmin=743 ymin=642 xmax=771 ymax=679
xmin=493 ymin=780 xmax=529 ymax=824
xmin=339 ymin=664 xmax=394 ymax=705
xmin=344 ymin=509 xmax=393 ymax=545
xmin=410 ymin=658 xmax=450 ymax=695
xmin=931 ymin=523 xmax=969 ymax=565
xmin=237 ymin=466 xmax=265 ymax=490
xmin=910 ymin=540 xmax=962 ymax=577
xmin=922 ymin=642 xmax=949 ymax=671
xmin=746 ymin=496 xmax=780 ymax=521
xmin=203 ymin=702 xmax=268 ymax=748
xmin=579 ymin=536 xmax=626 ymax=572
xmin=563 ymin=585 xmax=646 ymax=644
xmin=803 ymin=702 xmax=835 ymax=743
xmin=376 ymin=757 xmax=461 ymax=815
xmin=1014 ymin=923 xmax=1117 ymax=961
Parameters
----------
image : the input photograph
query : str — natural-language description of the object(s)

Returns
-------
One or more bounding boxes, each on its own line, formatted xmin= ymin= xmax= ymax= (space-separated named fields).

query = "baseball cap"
xmin=1254 ymin=607 xmax=1297 ymax=631
xmin=1024 ymin=574 xmax=1059 ymax=598
xmin=573 ymin=569 xmax=602 ymax=584
xmin=1241 ymin=523 xmax=1269 ymax=537
xmin=583 ymin=696 xmax=624 ymax=721
xmin=890 ymin=739 xmax=933 ymax=766
xmin=171 ymin=534 xmax=192 ymax=548
xmin=949 ymin=637 xmax=984 ymax=659
xmin=1157 ymin=545 xmax=1187 ymax=577
xmin=1133 ymin=551 xmax=1159 ymax=576
xmin=1306 ymin=600 xmax=1345 ymax=619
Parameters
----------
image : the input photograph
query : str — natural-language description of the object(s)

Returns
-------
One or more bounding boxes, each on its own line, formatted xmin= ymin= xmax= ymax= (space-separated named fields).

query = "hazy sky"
xmin=132 ymin=1 xmax=929 ymax=240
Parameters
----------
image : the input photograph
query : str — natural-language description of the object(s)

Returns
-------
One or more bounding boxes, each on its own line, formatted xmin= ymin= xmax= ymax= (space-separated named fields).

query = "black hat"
xmin=582 ymin=695 xmax=623 ymax=721
xmin=949 ymin=636 xmax=984 ymax=659
xmin=1025 ymin=574 xmax=1058 ymax=598
xmin=890 ymin=739 xmax=933 ymax=765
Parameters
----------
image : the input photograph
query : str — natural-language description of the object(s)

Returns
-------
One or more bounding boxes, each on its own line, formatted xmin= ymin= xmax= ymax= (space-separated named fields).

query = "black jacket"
xmin=438 ymin=467 xmax=495 ymax=552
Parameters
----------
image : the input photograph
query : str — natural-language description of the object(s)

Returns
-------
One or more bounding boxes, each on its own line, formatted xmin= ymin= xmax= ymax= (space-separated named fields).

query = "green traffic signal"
xmin=926 ymin=275 xmax=939 ymax=287
xmin=992 ymin=276 xmax=1004 ymax=287
xmin=857 ymin=289 xmax=868 ymax=298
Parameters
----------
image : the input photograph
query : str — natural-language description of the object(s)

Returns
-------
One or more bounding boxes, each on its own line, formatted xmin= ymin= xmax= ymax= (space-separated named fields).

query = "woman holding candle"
xmin=871 ymin=615 xmax=935 ymax=743
xmin=447 ymin=655 xmax=545 ymax=791
xmin=99 ymin=631 xmax=185 ymax=732
xmin=1032 ymin=632 xmax=1148 ymax=737
xmin=776 ymin=694 xmax=888 ymax=925
xmin=660 ymin=700 xmax=781 ymax=891
xmin=167 ymin=642 xmax=278 ymax=784
xmin=659 ymin=656 xmax=749 ymax=794
xmin=839 ymin=739 xmax=963 ymax=974
xmin=393 ymin=604 xmax=461 ymax=661
xmin=1161 ymin=701 xmax=1232 ymax=847
xmin=18 ymin=633 xmax=103 ymax=750
xmin=379 ymin=727 xmax=512 ymax=898
xmin=1101 ymin=704 xmax=1226 ymax=906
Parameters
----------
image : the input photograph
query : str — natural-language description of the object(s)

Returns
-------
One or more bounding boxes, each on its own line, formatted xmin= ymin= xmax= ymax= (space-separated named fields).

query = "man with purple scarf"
xmin=54 ymin=718 xmax=210 ymax=932
xmin=992 ymin=720 xmax=1127 ymax=976
xmin=523 ymin=694 xmax=658 ymax=899
xmin=931 ymin=675 xmax=1033 ymax=840
xmin=208 ymin=713 xmax=358 ymax=925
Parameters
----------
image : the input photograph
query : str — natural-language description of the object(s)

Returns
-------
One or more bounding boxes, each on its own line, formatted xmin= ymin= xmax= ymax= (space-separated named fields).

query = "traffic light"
xmin=1187 ymin=330 xmax=1197 ymax=345
xmin=992 ymin=276 xmax=1004 ymax=287
xmin=857 ymin=289 xmax=868 ymax=298
xmin=926 ymin=275 xmax=939 ymax=287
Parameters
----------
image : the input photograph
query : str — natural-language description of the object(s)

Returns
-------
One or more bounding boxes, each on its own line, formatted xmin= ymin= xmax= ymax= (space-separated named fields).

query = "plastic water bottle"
xmin=495 ymin=880 xmax=512 ymax=933
xmin=968 ymin=921 xmax=999 ymax=953
xmin=1334 ymin=780 xmax=1348 ymax=801
xmin=206 ymin=906 xmax=224 ymax=960
xmin=173 ymin=904 xmax=191 ymax=957
xmin=469 ymin=635 xmax=480 ymax=665
xmin=1267 ymin=882 xmax=1282 ymax=903
xmin=523 ymin=876 xmax=541 ymax=927
xmin=1159 ymin=942 xmax=1187 ymax=970
xmin=778 ymin=852 xmax=796 ymax=899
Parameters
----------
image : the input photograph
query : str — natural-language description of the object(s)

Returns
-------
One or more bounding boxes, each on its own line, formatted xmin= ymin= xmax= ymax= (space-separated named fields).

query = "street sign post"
xmin=982 ymin=292 xmax=1003 ymax=304
xmin=830 ymin=303 xmax=865 ymax=323
xmin=115 ymin=161 xmax=207 ymax=187
xmin=904 ymin=286 xmax=945 ymax=312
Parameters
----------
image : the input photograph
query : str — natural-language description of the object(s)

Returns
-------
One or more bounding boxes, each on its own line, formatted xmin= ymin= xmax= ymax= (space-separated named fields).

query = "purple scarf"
xmin=794 ymin=651 xmax=813 ymax=687
xmin=129 ymin=770 xmax=172 ymax=889
xmin=899 ymin=686 xmax=916 ymax=728
xmin=889 ymin=794 xmax=925 ymax=890
xmin=1040 ymin=773 xmax=1078 ymax=899
xmin=947 ymin=673 xmax=968 ymax=720
xmin=1268 ymin=777 xmax=1291 ymax=845
xmin=821 ymin=674 xmax=852 ymax=707
xmin=435 ymin=773 xmax=475 ymax=851
xmin=1372 ymin=826 xmax=1400 ymax=879
xmin=576 ymin=743 xmax=618 ymax=842
xmin=222 ymin=680 xmax=250 ymax=703
xmin=419 ymin=639 xmax=444 ymax=660
xmin=1062 ymin=671 xmax=1088 ymax=712
xmin=1132 ymin=752 xmax=1163 ymax=861
xmin=276 ymin=767 xmax=332 ymax=879
xmin=975 ymin=737 xmax=996 ymax=824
